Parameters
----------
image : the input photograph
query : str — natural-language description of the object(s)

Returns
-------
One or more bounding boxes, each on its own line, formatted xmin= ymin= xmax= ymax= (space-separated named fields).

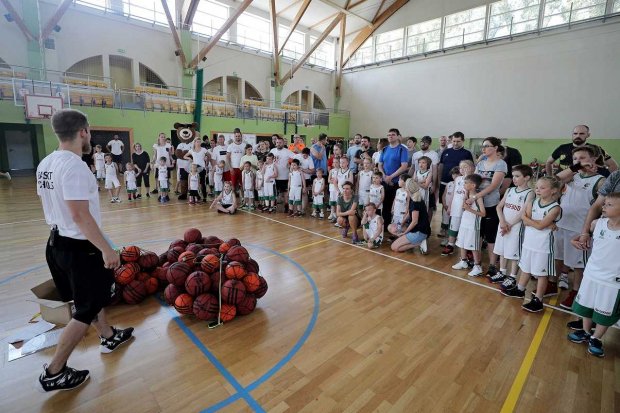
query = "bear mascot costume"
xmin=174 ymin=122 xmax=199 ymax=200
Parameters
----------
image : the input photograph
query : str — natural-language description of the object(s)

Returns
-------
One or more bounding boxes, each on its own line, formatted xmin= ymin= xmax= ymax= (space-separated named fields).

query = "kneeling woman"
xmin=390 ymin=179 xmax=431 ymax=252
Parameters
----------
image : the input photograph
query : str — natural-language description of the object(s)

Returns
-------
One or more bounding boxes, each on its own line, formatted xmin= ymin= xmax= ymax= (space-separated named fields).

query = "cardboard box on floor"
xmin=29 ymin=279 xmax=75 ymax=325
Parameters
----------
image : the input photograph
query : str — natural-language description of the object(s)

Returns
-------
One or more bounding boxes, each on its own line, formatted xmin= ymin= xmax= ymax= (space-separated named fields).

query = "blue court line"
xmin=0 ymin=264 xmax=47 ymax=286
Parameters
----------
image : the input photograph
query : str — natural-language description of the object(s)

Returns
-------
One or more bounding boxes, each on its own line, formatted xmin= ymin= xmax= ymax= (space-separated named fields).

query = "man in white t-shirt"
xmin=211 ymin=134 xmax=230 ymax=179
xmin=410 ymin=135 xmax=440 ymax=210
xmin=294 ymin=147 xmax=315 ymax=212
xmin=36 ymin=109 xmax=133 ymax=393
xmin=270 ymin=134 xmax=294 ymax=211
xmin=227 ymin=128 xmax=246 ymax=192
xmin=106 ymin=135 xmax=124 ymax=173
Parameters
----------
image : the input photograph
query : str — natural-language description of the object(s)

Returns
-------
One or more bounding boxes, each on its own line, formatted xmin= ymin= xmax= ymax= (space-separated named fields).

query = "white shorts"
xmin=493 ymin=222 xmax=523 ymax=261
xmin=518 ymin=248 xmax=555 ymax=277
xmin=289 ymin=186 xmax=302 ymax=203
xmin=263 ymin=181 xmax=275 ymax=199
xmin=96 ymin=167 xmax=105 ymax=179
xmin=214 ymin=179 xmax=223 ymax=192
xmin=449 ymin=216 xmax=462 ymax=233
xmin=358 ymin=191 xmax=370 ymax=207
xmin=329 ymin=188 xmax=339 ymax=204
xmin=244 ymin=190 xmax=254 ymax=199
xmin=105 ymin=175 xmax=120 ymax=189
xmin=159 ymin=179 xmax=169 ymax=190
xmin=442 ymin=209 xmax=450 ymax=225
xmin=574 ymin=278 xmax=620 ymax=326
xmin=456 ymin=227 xmax=480 ymax=251
xmin=126 ymin=180 xmax=137 ymax=191
xmin=554 ymin=227 xmax=589 ymax=269
xmin=257 ymin=188 xmax=264 ymax=199
xmin=313 ymin=194 xmax=324 ymax=207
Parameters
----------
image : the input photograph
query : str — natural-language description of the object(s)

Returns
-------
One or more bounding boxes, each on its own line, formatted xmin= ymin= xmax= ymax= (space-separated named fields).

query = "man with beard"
xmin=36 ymin=109 xmax=133 ymax=393
xmin=227 ymin=128 xmax=246 ymax=192
xmin=270 ymin=134 xmax=294 ymax=211
xmin=545 ymin=125 xmax=617 ymax=177
xmin=354 ymin=136 xmax=375 ymax=165
xmin=347 ymin=133 xmax=362 ymax=174
xmin=212 ymin=134 xmax=230 ymax=182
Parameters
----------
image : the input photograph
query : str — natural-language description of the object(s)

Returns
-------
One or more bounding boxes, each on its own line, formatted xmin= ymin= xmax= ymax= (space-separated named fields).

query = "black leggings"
xmin=136 ymin=171 xmax=150 ymax=188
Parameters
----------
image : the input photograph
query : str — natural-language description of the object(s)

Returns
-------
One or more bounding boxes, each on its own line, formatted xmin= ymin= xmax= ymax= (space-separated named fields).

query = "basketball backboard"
xmin=24 ymin=95 xmax=64 ymax=119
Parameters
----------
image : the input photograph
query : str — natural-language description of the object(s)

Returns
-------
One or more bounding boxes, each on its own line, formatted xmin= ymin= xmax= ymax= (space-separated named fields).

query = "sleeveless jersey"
xmin=329 ymin=169 xmax=339 ymax=192
xmin=522 ymin=198 xmax=561 ymax=252
xmin=94 ymin=152 xmax=105 ymax=169
xmin=393 ymin=188 xmax=408 ymax=217
xmin=221 ymin=190 xmax=234 ymax=205
xmin=189 ymin=173 xmax=199 ymax=191
xmin=450 ymin=176 xmax=466 ymax=218
xmin=264 ymin=164 xmax=276 ymax=183
xmin=337 ymin=168 xmax=351 ymax=192
xmin=243 ymin=170 xmax=254 ymax=190
xmin=416 ymin=169 xmax=431 ymax=207
xmin=313 ymin=178 xmax=324 ymax=194
xmin=557 ymin=173 xmax=604 ymax=232
xmin=366 ymin=215 xmax=383 ymax=239
xmin=289 ymin=170 xmax=303 ymax=188
xmin=157 ymin=166 xmax=168 ymax=188
xmin=459 ymin=198 xmax=481 ymax=231
xmin=104 ymin=163 xmax=116 ymax=178
xmin=583 ymin=218 xmax=620 ymax=287
xmin=255 ymin=169 xmax=264 ymax=188
xmin=125 ymin=170 xmax=137 ymax=190
xmin=502 ymin=187 xmax=532 ymax=225
xmin=369 ymin=185 xmax=383 ymax=210
xmin=358 ymin=170 xmax=373 ymax=194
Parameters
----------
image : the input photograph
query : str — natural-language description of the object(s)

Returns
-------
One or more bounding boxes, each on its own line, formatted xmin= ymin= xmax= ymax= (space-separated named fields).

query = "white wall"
xmin=340 ymin=22 xmax=620 ymax=139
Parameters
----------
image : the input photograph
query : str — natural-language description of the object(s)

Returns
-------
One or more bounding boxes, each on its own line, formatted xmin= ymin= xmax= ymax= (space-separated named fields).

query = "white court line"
xmin=242 ymin=210 xmax=578 ymax=317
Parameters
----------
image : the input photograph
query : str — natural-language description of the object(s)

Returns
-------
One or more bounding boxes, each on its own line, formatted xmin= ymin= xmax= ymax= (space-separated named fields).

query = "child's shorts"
xmin=518 ymin=248 xmax=555 ymax=277
xmin=289 ymin=186 xmax=302 ymax=205
xmin=554 ymin=227 xmax=589 ymax=269
xmin=244 ymin=190 xmax=254 ymax=199
xmin=573 ymin=278 xmax=620 ymax=326
xmin=189 ymin=189 xmax=199 ymax=197
xmin=493 ymin=222 xmax=522 ymax=261
xmin=96 ymin=167 xmax=105 ymax=179
xmin=448 ymin=216 xmax=462 ymax=237
xmin=105 ymin=176 xmax=120 ymax=189
xmin=455 ymin=227 xmax=480 ymax=251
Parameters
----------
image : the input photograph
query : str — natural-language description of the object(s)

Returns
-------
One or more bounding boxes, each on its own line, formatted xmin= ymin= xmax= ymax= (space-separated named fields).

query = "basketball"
xmin=135 ymin=271 xmax=150 ymax=282
xmin=178 ymin=251 xmax=196 ymax=264
xmin=202 ymin=235 xmax=222 ymax=247
xmin=210 ymin=271 xmax=222 ymax=294
xmin=192 ymin=293 xmax=219 ymax=320
xmin=236 ymin=295 xmax=257 ymax=315
xmin=246 ymin=258 xmax=260 ymax=274
xmin=158 ymin=252 xmax=168 ymax=266
xmin=225 ymin=261 xmax=247 ymax=280
xmin=227 ymin=238 xmax=241 ymax=247
xmin=110 ymin=283 xmax=124 ymax=306
xmin=199 ymin=247 xmax=219 ymax=256
xmin=114 ymin=262 xmax=140 ymax=285
xmin=221 ymin=279 xmax=247 ymax=305
xmin=169 ymin=239 xmax=188 ymax=250
xmin=220 ymin=303 xmax=236 ymax=322
xmin=167 ymin=246 xmax=185 ymax=263
xmin=174 ymin=293 xmax=194 ymax=315
xmin=144 ymin=277 xmax=159 ymax=294
xmin=219 ymin=242 xmax=231 ymax=254
xmin=226 ymin=245 xmax=250 ymax=264
xmin=255 ymin=276 xmax=268 ymax=299
xmin=164 ymin=284 xmax=184 ymax=305
xmin=121 ymin=245 xmax=141 ymax=262
xmin=162 ymin=261 xmax=171 ymax=270
xmin=152 ymin=267 xmax=167 ymax=281
xmin=185 ymin=243 xmax=203 ymax=255
xmin=242 ymin=272 xmax=260 ymax=292
xmin=184 ymin=228 xmax=203 ymax=243
xmin=166 ymin=262 xmax=192 ymax=286
xmin=201 ymin=254 xmax=220 ymax=273
xmin=122 ymin=279 xmax=147 ymax=304
xmin=138 ymin=252 xmax=159 ymax=270
xmin=185 ymin=271 xmax=211 ymax=297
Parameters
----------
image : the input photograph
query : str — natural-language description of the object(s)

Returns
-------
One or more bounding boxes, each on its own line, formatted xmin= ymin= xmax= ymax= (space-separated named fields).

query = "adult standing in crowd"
xmin=227 ymin=128 xmax=246 ymax=192
xmin=106 ymin=134 xmax=124 ymax=173
xmin=405 ymin=137 xmax=418 ymax=167
xmin=36 ymin=109 xmax=133 ymax=393
xmin=289 ymin=134 xmax=306 ymax=154
xmin=436 ymin=135 xmax=450 ymax=159
xmin=355 ymin=136 xmax=375 ymax=165
xmin=270 ymin=134 xmax=294 ymax=211
xmin=151 ymin=133 xmax=172 ymax=195
xmin=438 ymin=132 xmax=473 ymax=203
xmin=295 ymin=148 xmax=315 ymax=212
xmin=347 ymin=134 xmax=362 ymax=174
xmin=212 ymin=134 xmax=230 ymax=182
xmin=131 ymin=143 xmax=150 ymax=198
xmin=255 ymin=141 xmax=271 ymax=163
xmin=410 ymin=135 xmax=440 ymax=211
xmin=373 ymin=138 xmax=388 ymax=167
xmin=500 ymin=145 xmax=523 ymax=194
xmin=379 ymin=128 xmax=410 ymax=225
xmin=184 ymin=138 xmax=209 ymax=200
xmin=328 ymin=143 xmax=343 ymax=170
xmin=310 ymin=133 xmax=328 ymax=179
xmin=546 ymin=125 xmax=617 ymax=177
xmin=467 ymin=137 xmax=507 ymax=277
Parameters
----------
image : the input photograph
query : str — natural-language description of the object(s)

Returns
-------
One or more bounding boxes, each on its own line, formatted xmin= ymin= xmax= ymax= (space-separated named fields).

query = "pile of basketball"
xmin=160 ymin=227 xmax=268 ymax=323
xmin=112 ymin=246 xmax=162 ymax=305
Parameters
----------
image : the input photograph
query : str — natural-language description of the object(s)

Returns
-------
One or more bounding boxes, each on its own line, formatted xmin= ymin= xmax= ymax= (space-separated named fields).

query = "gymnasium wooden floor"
xmin=0 ymin=175 xmax=618 ymax=413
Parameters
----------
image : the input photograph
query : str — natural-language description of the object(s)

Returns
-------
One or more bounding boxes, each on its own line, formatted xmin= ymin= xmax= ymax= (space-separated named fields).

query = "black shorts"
xmin=480 ymin=205 xmax=500 ymax=244
xmin=136 ymin=172 xmax=150 ymax=188
xmin=439 ymin=183 xmax=447 ymax=204
xmin=275 ymin=179 xmax=288 ymax=193
xmin=45 ymin=232 xmax=115 ymax=324
xmin=112 ymin=154 xmax=123 ymax=163
xmin=189 ymin=189 xmax=200 ymax=196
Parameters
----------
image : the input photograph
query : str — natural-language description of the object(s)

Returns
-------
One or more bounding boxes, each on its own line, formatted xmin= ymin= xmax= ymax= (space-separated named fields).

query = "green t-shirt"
xmin=337 ymin=194 xmax=358 ymax=212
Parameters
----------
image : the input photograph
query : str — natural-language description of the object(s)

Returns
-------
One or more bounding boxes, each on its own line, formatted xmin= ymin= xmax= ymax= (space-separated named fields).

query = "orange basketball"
xmin=174 ymin=293 xmax=194 ymax=315
xmin=144 ymin=277 xmax=159 ymax=295
xmin=120 ymin=245 xmax=141 ymax=263
xmin=164 ymin=284 xmax=183 ymax=305
xmin=169 ymin=239 xmax=188 ymax=250
xmin=122 ymin=280 xmax=147 ymax=304
xmin=114 ymin=263 xmax=140 ymax=285
xmin=201 ymin=254 xmax=220 ymax=273
xmin=178 ymin=251 xmax=196 ymax=264
xmin=222 ymin=279 xmax=246 ymax=305
xmin=167 ymin=246 xmax=185 ymax=263
xmin=226 ymin=238 xmax=241 ymax=247
xmin=225 ymin=261 xmax=247 ymax=280
xmin=255 ymin=275 xmax=268 ymax=299
xmin=218 ymin=242 xmax=231 ymax=255
xmin=242 ymin=272 xmax=260 ymax=293
xmin=185 ymin=243 xmax=203 ymax=255
xmin=219 ymin=303 xmax=236 ymax=322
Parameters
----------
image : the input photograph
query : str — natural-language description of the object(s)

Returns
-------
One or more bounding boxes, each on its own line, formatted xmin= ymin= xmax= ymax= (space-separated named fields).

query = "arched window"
xmin=139 ymin=63 xmax=166 ymax=87
xmin=245 ymin=81 xmax=262 ymax=101
xmin=65 ymin=55 xmax=104 ymax=78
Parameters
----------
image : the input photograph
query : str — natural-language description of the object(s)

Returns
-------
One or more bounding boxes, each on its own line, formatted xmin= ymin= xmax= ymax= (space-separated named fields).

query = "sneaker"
xmin=587 ymin=337 xmax=605 ymax=357
xmin=100 ymin=326 xmax=134 ymax=353
xmin=489 ymin=271 xmax=506 ymax=284
xmin=486 ymin=265 xmax=498 ymax=278
xmin=419 ymin=239 xmax=428 ymax=255
xmin=567 ymin=329 xmax=590 ymax=344
xmin=452 ymin=260 xmax=469 ymax=270
xmin=566 ymin=319 xmax=597 ymax=331
xmin=327 ymin=214 xmax=335 ymax=220
xmin=341 ymin=227 xmax=349 ymax=238
xmin=136 ymin=194 xmax=142 ymax=199
xmin=5 ymin=172 xmax=11 ymax=180
xmin=310 ymin=211 xmax=317 ymax=218
xmin=110 ymin=199 xmax=116 ymax=203
xmin=522 ymin=295 xmax=544 ymax=313
xmin=319 ymin=212 xmax=324 ymax=219
xmin=37 ymin=364 xmax=90 ymax=393
xmin=440 ymin=239 xmax=449 ymax=247
xmin=560 ymin=290 xmax=577 ymax=310
xmin=500 ymin=276 xmax=517 ymax=290
xmin=146 ymin=193 xmax=150 ymax=198
xmin=441 ymin=245 xmax=454 ymax=256
xmin=500 ymin=286 xmax=526 ymax=299
xmin=151 ymin=189 xmax=158 ymax=194
xmin=334 ymin=222 xmax=342 ymax=228
xmin=249 ymin=206 xmax=255 ymax=211
xmin=559 ymin=273 xmax=569 ymax=290
xmin=468 ymin=265 xmax=483 ymax=277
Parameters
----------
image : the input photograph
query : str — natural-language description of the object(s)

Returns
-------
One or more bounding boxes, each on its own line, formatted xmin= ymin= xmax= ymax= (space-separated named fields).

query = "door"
xmin=6 ymin=129 xmax=34 ymax=170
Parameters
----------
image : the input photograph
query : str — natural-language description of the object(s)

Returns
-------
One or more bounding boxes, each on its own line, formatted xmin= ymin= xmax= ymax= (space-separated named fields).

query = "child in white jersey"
xmin=501 ymin=176 xmax=562 ymax=313
xmin=262 ymin=153 xmax=277 ymax=213
xmin=387 ymin=173 xmax=410 ymax=236
xmin=361 ymin=202 xmax=384 ymax=249
xmin=357 ymin=158 xmax=373 ymax=210
xmin=156 ymin=156 xmax=170 ymax=203
xmin=311 ymin=168 xmax=326 ymax=219
xmin=255 ymin=159 xmax=265 ymax=211
xmin=440 ymin=167 xmax=460 ymax=247
xmin=92 ymin=145 xmax=105 ymax=187
xmin=288 ymin=159 xmax=305 ymax=217
xmin=415 ymin=156 xmax=433 ymax=212
xmin=188 ymin=163 xmax=200 ymax=205
xmin=567 ymin=193 xmax=620 ymax=358
xmin=241 ymin=161 xmax=255 ymax=210
xmin=491 ymin=165 xmax=534 ymax=285
xmin=124 ymin=162 xmax=141 ymax=202
xmin=104 ymin=154 xmax=121 ymax=203
xmin=442 ymin=160 xmax=475 ymax=256
xmin=214 ymin=160 xmax=225 ymax=196
xmin=452 ymin=174 xmax=486 ymax=277
xmin=369 ymin=172 xmax=385 ymax=217
xmin=211 ymin=181 xmax=236 ymax=214
xmin=337 ymin=157 xmax=353 ymax=194
xmin=328 ymin=157 xmax=341 ymax=221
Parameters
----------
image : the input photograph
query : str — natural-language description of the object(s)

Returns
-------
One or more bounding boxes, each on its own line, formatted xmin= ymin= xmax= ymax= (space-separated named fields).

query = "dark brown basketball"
xmin=169 ymin=239 xmax=188 ymax=250
xmin=164 ymin=284 xmax=184 ymax=305
xmin=210 ymin=271 xmax=222 ymax=294
xmin=201 ymin=254 xmax=220 ymax=273
xmin=199 ymin=248 xmax=220 ymax=257
xmin=138 ymin=252 xmax=159 ymax=271
xmin=226 ymin=245 xmax=250 ymax=264
xmin=174 ymin=293 xmax=194 ymax=315
xmin=255 ymin=276 xmax=268 ymax=299
xmin=246 ymin=258 xmax=260 ymax=274
xmin=158 ymin=252 xmax=168 ymax=266
xmin=185 ymin=271 xmax=212 ymax=297
xmin=225 ymin=261 xmax=247 ymax=280
xmin=114 ymin=263 xmax=140 ymax=285
xmin=144 ymin=277 xmax=159 ymax=295
xmin=135 ymin=271 xmax=150 ymax=282
xmin=167 ymin=246 xmax=185 ymax=263
xmin=185 ymin=243 xmax=203 ymax=255
xmin=221 ymin=279 xmax=246 ymax=305
xmin=123 ymin=280 xmax=147 ymax=304
xmin=184 ymin=228 xmax=202 ymax=243
xmin=166 ymin=262 xmax=192 ymax=287
xmin=152 ymin=267 xmax=168 ymax=281
xmin=162 ymin=261 xmax=171 ymax=270
xmin=192 ymin=293 xmax=219 ymax=320
xmin=226 ymin=238 xmax=241 ymax=247
xmin=236 ymin=295 xmax=257 ymax=315
xmin=120 ymin=245 xmax=141 ymax=263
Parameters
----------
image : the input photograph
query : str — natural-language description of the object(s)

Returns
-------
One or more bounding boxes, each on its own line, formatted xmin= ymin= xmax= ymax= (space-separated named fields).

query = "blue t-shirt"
xmin=379 ymin=144 xmax=409 ymax=184
xmin=347 ymin=144 xmax=360 ymax=173
xmin=439 ymin=147 xmax=473 ymax=183
xmin=311 ymin=143 xmax=327 ymax=174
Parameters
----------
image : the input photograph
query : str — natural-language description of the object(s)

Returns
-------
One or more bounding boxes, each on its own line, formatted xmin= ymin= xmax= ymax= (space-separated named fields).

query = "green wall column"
xmin=22 ymin=0 xmax=45 ymax=80
xmin=180 ymin=29 xmax=194 ymax=98
xmin=274 ymin=84 xmax=282 ymax=108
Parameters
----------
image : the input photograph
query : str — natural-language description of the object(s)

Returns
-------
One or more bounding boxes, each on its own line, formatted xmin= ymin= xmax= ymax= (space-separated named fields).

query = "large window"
xmin=615 ymin=0 xmax=620 ymax=13
xmin=75 ymin=0 xmax=108 ymax=11
xmin=375 ymin=28 xmax=404 ymax=61
xmin=347 ymin=38 xmax=374 ymax=67
xmin=237 ymin=13 xmax=271 ymax=51
xmin=308 ymin=37 xmax=335 ymax=69
xmin=193 ymin=0 xmax=229 ymax=40
xmin=488 ymin=0 xmax=540 ymax=38
xmin=543 ymin=0 xmax=607 ymax=27
xmin=123 ymin=0 xmax=171 ymax=26
xmin=443 ymin=5 xmax=487 ymax=48
xmin=406 ymin=18 xmax=442 ymax=54
xmin=279 ymin=26 xmax=305 ymax=60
